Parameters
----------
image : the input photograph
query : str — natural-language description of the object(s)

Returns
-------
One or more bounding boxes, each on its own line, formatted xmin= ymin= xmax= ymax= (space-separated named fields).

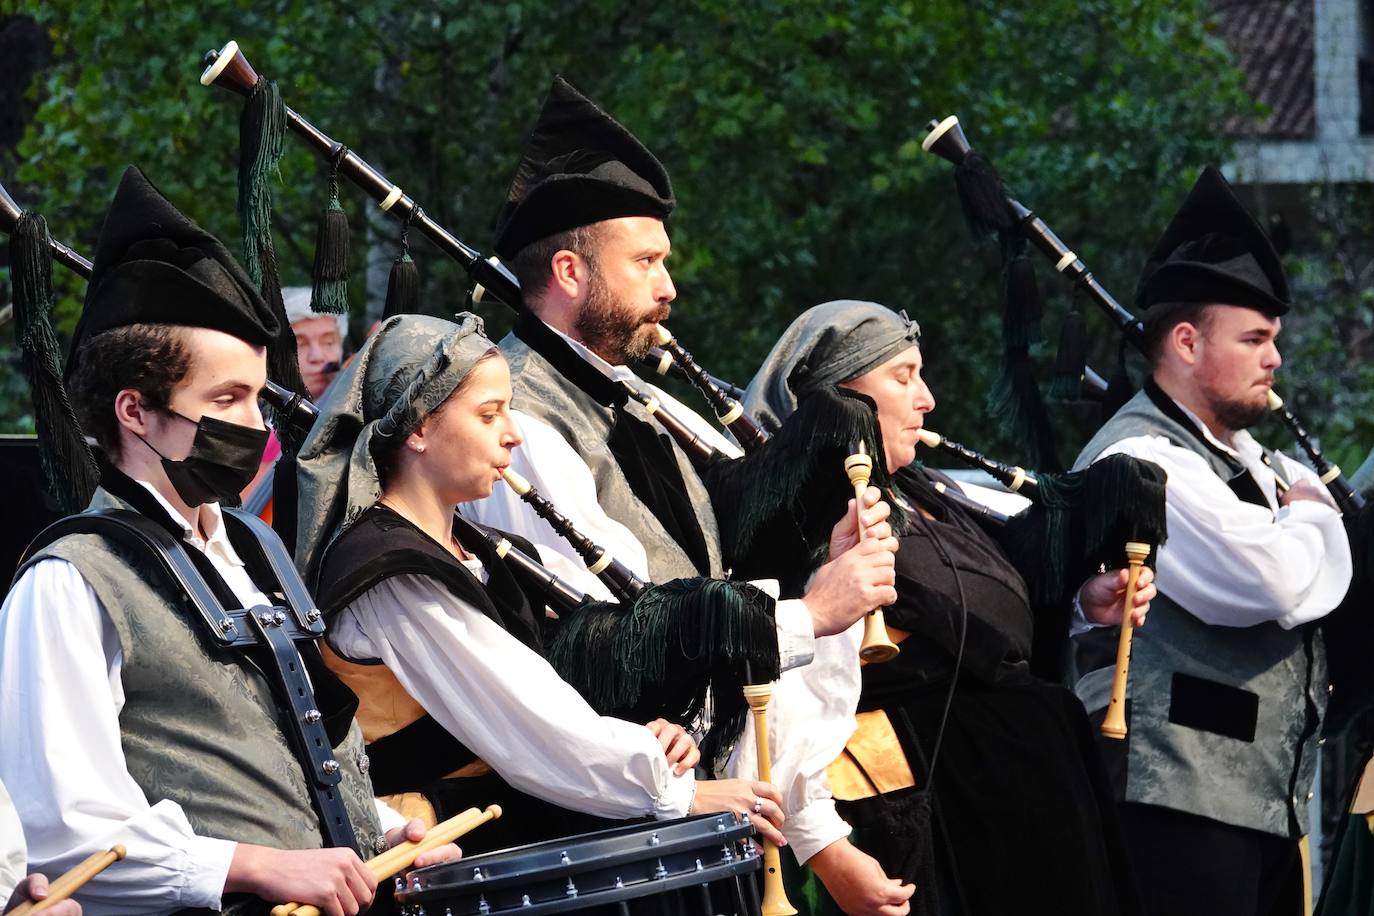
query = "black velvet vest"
xmin=860 ymin=468 xmax=1037 ymax=709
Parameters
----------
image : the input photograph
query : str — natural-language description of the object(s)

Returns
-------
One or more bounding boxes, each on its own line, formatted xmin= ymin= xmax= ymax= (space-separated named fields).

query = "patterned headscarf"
xmin=294 ymin=313 xmax=496 ymax=586
xmin=743 ymin=299 xmax=920 ymax=432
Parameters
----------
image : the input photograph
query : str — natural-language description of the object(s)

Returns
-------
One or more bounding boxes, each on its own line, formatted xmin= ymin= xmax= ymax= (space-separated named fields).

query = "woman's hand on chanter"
xmin=1079 ymin=565 xmax=1156 ymax=627
xmin=690 ymin=779 xmax=786 ymax=847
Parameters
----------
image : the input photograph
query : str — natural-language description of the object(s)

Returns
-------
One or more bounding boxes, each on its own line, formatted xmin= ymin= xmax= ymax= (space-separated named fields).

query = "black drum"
xmin=395 ymin=812 xmax=762 ymax=915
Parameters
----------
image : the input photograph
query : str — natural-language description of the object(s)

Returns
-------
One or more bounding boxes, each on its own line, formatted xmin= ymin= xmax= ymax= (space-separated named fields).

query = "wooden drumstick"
xmin=1101 ymin=542 xmax=1151 ymax=739
xmin=272 ymin=805 xmax=501 ymax=916
xmin=743 ymin=683 xmax=797 ymax=916
xmin=846 ymin=441 xmax=899 ymax=664
xmin=9 ymin=845 xmax=126 ymax=914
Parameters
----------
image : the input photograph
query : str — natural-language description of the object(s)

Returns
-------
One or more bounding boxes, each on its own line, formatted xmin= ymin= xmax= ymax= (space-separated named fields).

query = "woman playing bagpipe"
xmin=734 ymin=300 xmax=1164 ymax=916
xmin=292 ymin=312 xmax=789 ymax=862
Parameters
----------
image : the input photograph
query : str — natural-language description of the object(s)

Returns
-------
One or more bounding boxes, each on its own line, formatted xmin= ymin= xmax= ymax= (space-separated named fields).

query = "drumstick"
xmin=1101 ymin=542 xmax=1151 ymax=739
xmin=272 ymin=805 xmax=501 ymax=916
xmin=9 ymin=845 xmax=126 ymax=915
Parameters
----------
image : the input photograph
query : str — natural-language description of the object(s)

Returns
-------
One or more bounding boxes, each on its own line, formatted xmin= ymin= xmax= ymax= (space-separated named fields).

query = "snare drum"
xmin=395 ymin=812 xmax=762 ymax=915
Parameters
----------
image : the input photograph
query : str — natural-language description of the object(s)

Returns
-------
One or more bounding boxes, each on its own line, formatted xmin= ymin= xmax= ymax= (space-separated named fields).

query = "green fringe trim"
xmin=12 ymin=213 xmax=98 ymax=513
xmin=547 ymin=577 xmax=780 ymax=767
xmin=1001 ymin=454 xmax=1167 ymax=606
xmin=236 ymin=77 xmax=284 ymax=289
xmin=706 ymin=385 xmax=909 ymax=571
xmin=987 ymin=254 xmax=1062 ymax=471
xmin=1047 ymin=306 xmax=1088 ymax=402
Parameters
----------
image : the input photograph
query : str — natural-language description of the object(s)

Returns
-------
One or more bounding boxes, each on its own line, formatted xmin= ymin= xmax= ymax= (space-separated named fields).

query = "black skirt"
xmin=840 ymin=677 xmax=1143 ymax=916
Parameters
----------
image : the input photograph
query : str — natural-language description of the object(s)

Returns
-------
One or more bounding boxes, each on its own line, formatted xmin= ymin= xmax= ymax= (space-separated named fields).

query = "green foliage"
xmin=1278 ymin=183 xmax=1374 ymax=472
xmin=2 ymin=0 xmax=1272 ymax=463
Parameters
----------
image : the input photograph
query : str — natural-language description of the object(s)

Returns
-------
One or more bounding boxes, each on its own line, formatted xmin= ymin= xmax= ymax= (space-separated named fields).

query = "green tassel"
xmin=986 ymin=254 xmax=1061 ymax=472
xmin=1101 ymin=335 xmax=1135 ymax=425
xmin=310 ymin=177 xmax=350 ymax=315
xmin=547 ymin=577 xmax=780 ymax=768
xmin=382 ymin=252 xmax=420 ymax=319
xmin=704 ymin=385 xmax=909 ymax=579
xmin=952 ymin=150 xmax=1017 ymax=240
xmin=235 ymin=75 xmax=308 ymax=446
xmin=11 ymin=212 xmax=98 ymax=513
xmin=1048 ymin=306 xmax=1088 ymax=401
xmin=236 ymin=76 xmax=284 ymax=290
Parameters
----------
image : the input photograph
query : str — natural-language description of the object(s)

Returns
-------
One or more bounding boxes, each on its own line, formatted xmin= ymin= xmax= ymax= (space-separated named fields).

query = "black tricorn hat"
xmin=1135 ymin=166 xmax=1290 ymax=316
xmin=66 ymin=166 xmax=280 ymax=378
xmin=493 ymin=76 xmax=674 ymax=259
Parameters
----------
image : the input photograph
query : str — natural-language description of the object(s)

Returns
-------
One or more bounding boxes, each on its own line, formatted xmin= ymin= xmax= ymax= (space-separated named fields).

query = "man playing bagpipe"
xmin=1072 ymin=167 xmax=1353 ymax=916
xmin=461 ymin=76 xmax=903 ymax=893
xmin=0 ymin=168 xmax=458 ymax=915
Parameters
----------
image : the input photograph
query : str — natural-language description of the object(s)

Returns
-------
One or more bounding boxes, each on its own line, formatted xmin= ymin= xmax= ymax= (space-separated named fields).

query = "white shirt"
xmin=329 ymin=557 xmax=695 ymax=821
xmin=1090 ymin=399 xmax=1352 ymax=629
xmin=463 ymin=334 xmax=845 ymax=854
xmin=0 ymin=483 xmax=404 ymax=915
xmin=0 ymin=780 xmax=24 ymax=903
xmin=463 ymin=331 xmax=813 ymax=671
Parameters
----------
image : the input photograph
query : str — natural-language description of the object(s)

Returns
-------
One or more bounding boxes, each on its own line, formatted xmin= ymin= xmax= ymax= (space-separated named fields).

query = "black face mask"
xmin=139 ymin=410 xmax=270 ymax=507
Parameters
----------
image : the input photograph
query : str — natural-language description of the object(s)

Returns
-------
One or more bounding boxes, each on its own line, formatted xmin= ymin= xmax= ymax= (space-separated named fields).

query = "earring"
xmin=410 ymin=443 xmax=425 ymax=454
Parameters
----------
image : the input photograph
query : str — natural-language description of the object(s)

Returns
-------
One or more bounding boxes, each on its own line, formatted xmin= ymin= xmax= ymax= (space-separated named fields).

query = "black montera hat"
xmin=67 ymin=166 xmax=280 ymax=378
xmin=1136 ymin=165 xmax=1290 ymax=316
xmin=493 ymin=76 xmax=674 ymax=259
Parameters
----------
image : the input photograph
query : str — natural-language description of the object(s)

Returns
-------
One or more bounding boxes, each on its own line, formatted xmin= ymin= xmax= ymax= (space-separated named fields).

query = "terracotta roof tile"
xmin=1210 ymin=0 xmax=1315 ymax=139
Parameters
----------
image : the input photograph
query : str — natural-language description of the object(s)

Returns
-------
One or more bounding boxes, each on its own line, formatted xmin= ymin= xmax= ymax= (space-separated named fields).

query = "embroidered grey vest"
xmin=501 ymin=329 xmax=725 ymax=582
xmin=1072 ymin=388 xmax=1325 ymax=838
xmin=23 ymin=488 xmax=384 ymax=858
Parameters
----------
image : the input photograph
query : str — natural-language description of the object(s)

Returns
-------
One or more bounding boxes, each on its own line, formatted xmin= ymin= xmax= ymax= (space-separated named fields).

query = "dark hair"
xmin=68 ymin=323 xmax=193 ymax=462
xmin=371 ymin=348 xmax=502 ymax=488
xmin=1142 ymin=302 xmax=1216 ymax=364
xmin=505 ymin=223 xmax=606 ymax=302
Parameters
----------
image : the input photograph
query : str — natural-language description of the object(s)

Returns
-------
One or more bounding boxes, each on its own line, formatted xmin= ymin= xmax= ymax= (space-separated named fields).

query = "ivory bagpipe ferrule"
xmin=922 ymin=114 xmax=1364 ymax=515
xmin=653 ymin=324 xmax=768 ymax=451
xmin=499 ymin=467 xmax=649 ymax=603
xmin=916 ymin=428 xmax=1038 ymax=497
xmin=200 ymin=41 xmax=743 ymax=473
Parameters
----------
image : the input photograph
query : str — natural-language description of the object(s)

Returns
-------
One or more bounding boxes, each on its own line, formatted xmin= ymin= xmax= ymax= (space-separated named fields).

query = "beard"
xmin=1212 ymin=394 xmax=1270 ymax=432
xmin=574 ymin=272 xmax=671 ymax=365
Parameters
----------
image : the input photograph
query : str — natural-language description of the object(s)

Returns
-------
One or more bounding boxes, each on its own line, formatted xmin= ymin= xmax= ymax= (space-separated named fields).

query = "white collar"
xmin=548 ymin=323 xmax=639 ymax=383
xmin=1169 ymin=397 xmax=1262 ymax=462
xmin=133 ymin=480 xmax=246 ymax=567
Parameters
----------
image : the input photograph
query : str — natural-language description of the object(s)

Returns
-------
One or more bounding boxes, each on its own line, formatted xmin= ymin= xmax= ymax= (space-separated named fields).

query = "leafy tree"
xmin=2 ymin=0 xmax=1273 ymax=465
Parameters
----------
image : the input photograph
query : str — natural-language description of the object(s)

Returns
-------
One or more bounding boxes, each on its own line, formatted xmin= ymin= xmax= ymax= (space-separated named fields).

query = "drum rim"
xmin=400 ymin=812 xmax=758 ymax=900
xmin=398 ymin=856 xmax=762 ymax=912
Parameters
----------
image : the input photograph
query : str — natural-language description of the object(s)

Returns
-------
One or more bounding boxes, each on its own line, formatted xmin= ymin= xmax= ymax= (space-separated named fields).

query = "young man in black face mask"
xmin=0 ymin=168 xmax=458 ymax=915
